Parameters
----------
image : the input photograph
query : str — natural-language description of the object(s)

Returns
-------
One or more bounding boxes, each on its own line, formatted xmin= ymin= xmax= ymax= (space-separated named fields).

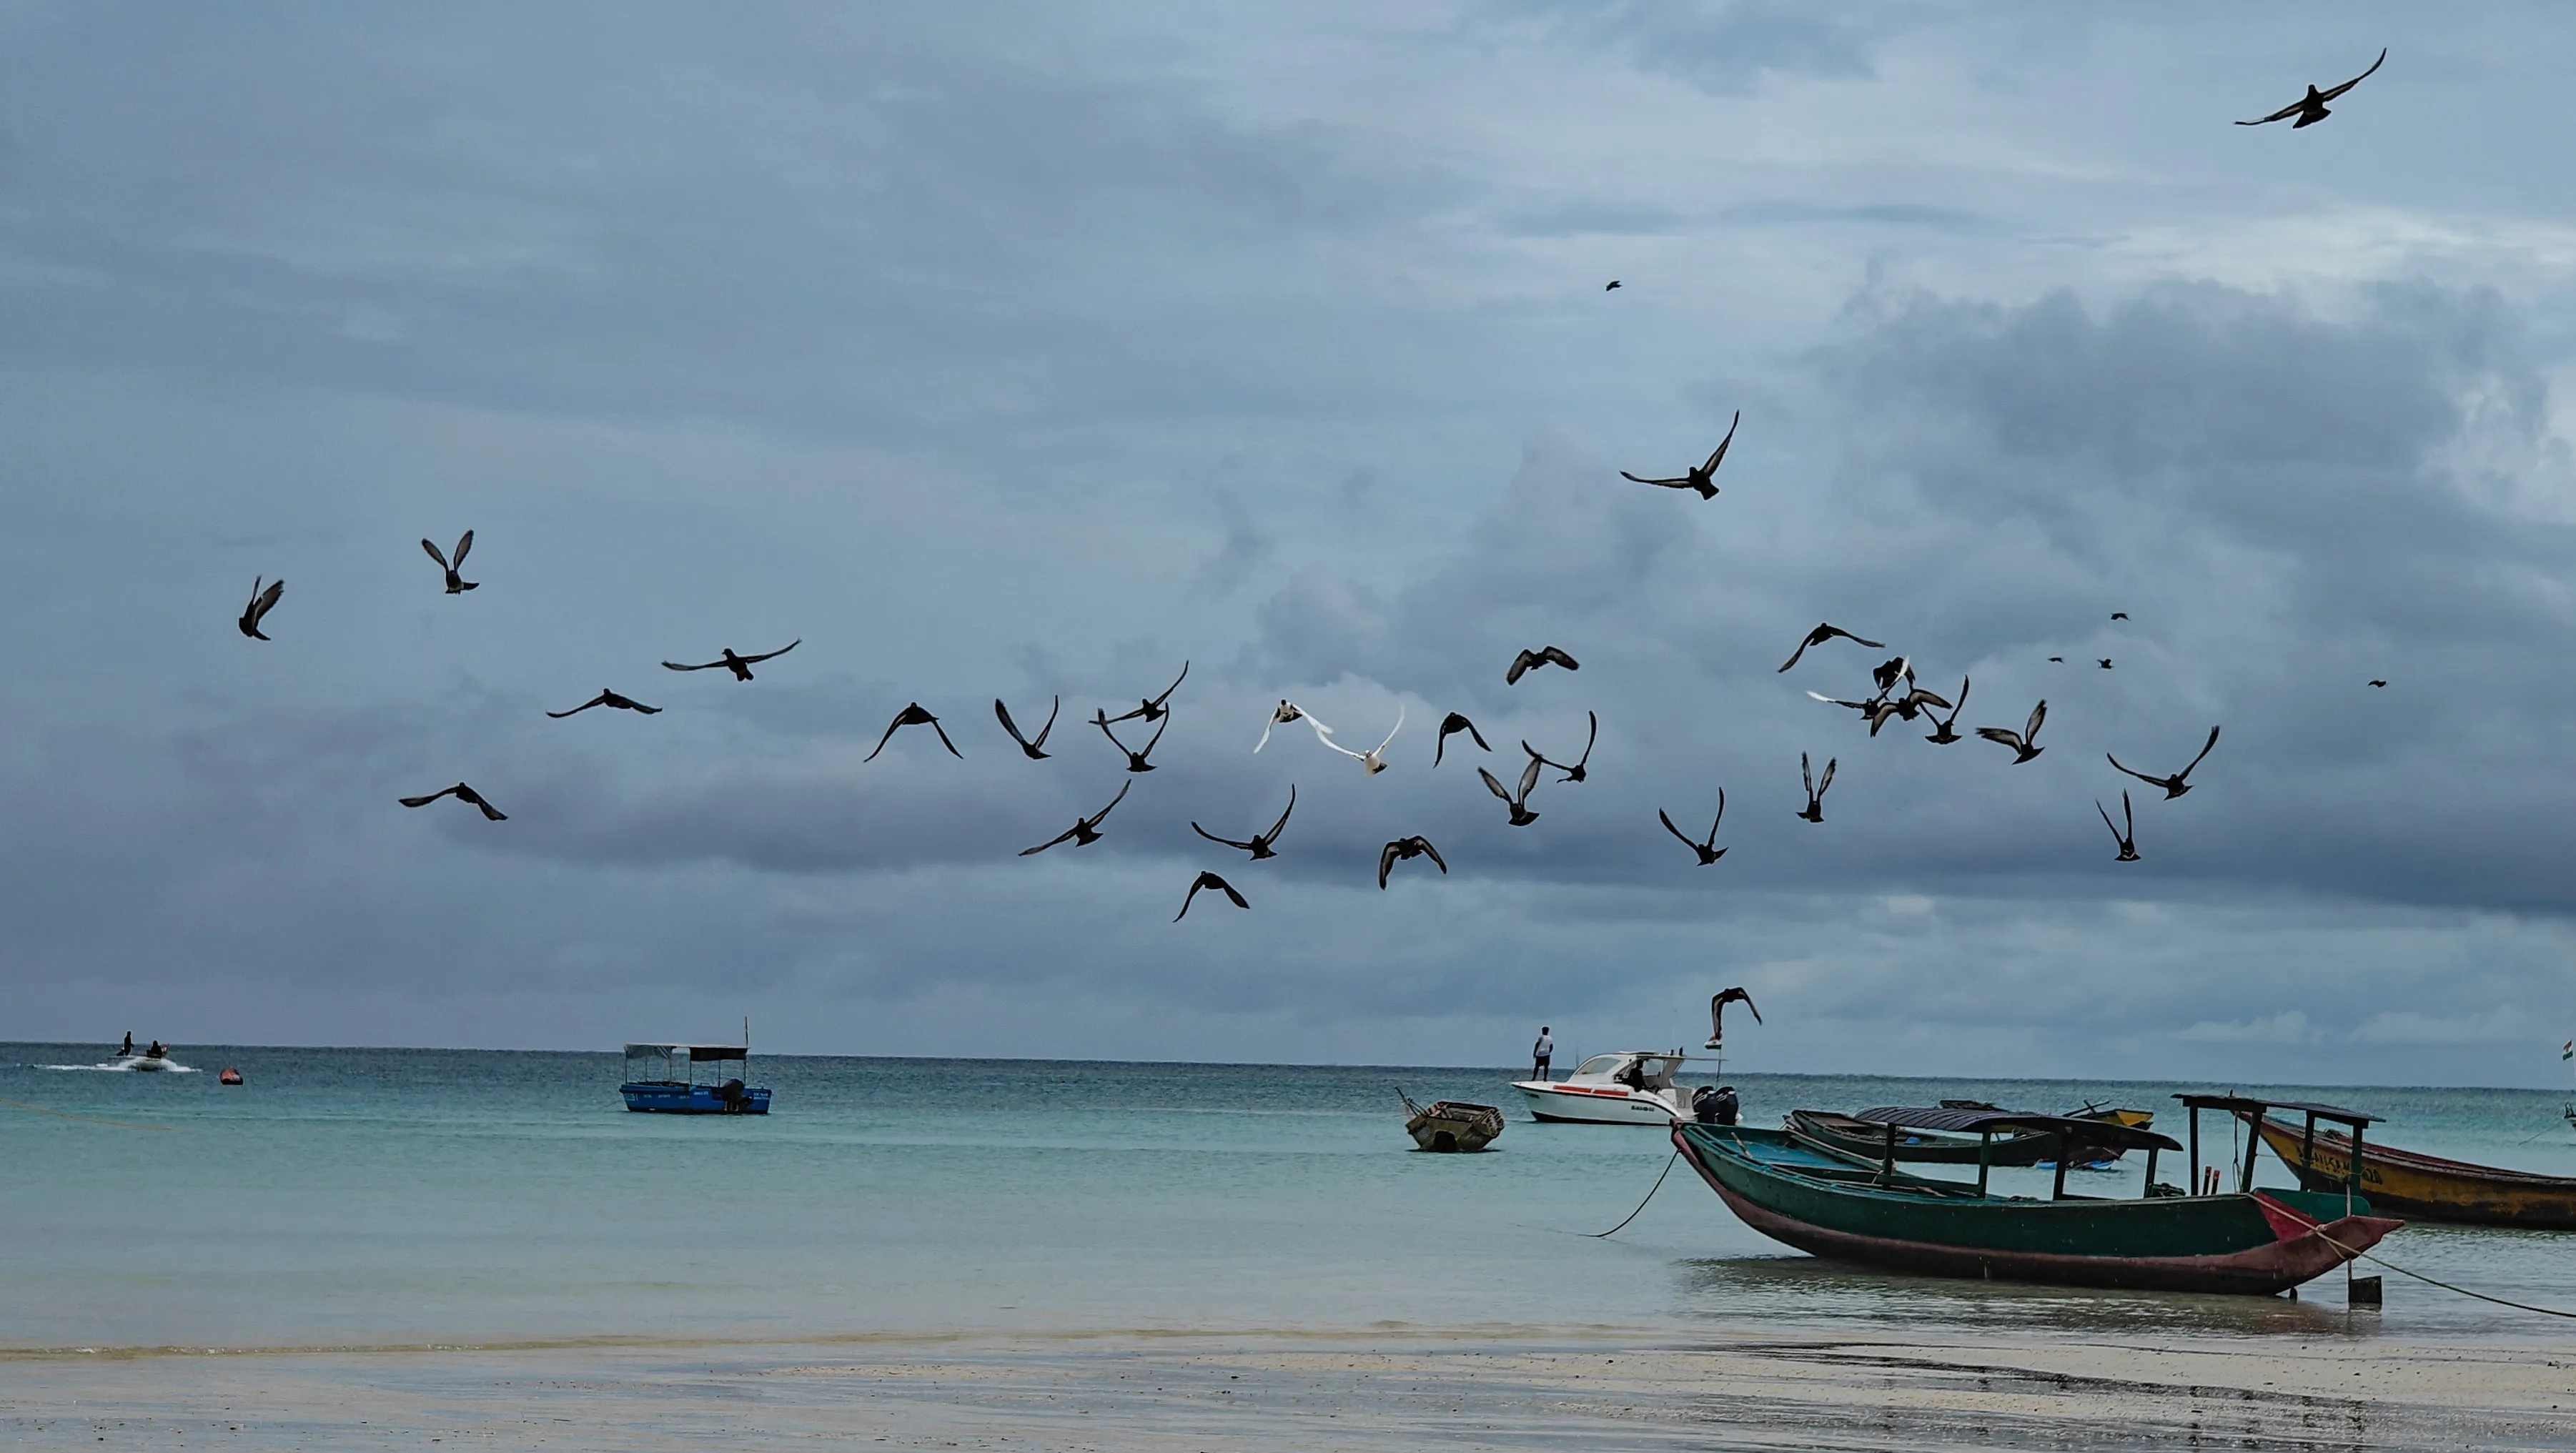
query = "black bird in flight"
xmin=1976 ymin=700 xmax=2048 ymax=763
xmin=1871 ymin=655 xmax=1913 ymax=694
xmin=1480 ymin=757 xmax=1543 ymax=827
xmin=868 ymin=703 xmax=962 ymax=762
xmin=1778 ymin=623 xmax=1884 ymax=673
xmin=1796 ymin=753 xmax=1836 ymax=823
xmin=2369 ymin=679 xmax=2388 ymax=688
xmin=2111 ymin=612 xmax=2129 ymax=620
xmin=2238 ymin=48 xmax=2385 ymax=129
xmin=663 ymin=640 xmax=799 ymax=681
xmin=1505 ymin=645 xmax=1580 ymax=685
xmin=1622 ymin=411 xmax=1739 ymax=500
xmin=1192 ymin=786 xmax=1296 ymax=861
xmin=1378 ymin=835 xmax=1447 ymax=889
xmin=1658 ymin=790 xmax=1728 ymax=866
xmin=1102 ymin=663 xmax=1188 ymax=725
xmin=1706 ymin=986 xmax=1761 ymax=1048
xmin=995 ymin=696 xmax=1059 ymax=759
xmin=1021 ymin=781 xmax=1131 ymax=856
xmin=1522 ymin=710 xmax=1597 ymax=783
xmin=1923 ymin=677 xmax=1971 ymax=743
xmin=1604 ymin=279 xmax=1622 ymax=291
xmin=1094 ymin=710 xmax=1167 ymax=773
xmin=2048 ymin=656 xmax=2065 ymax=663
xmin=548 ymin=689 xmax=660 ymax=718
xmin=2099 ymin=790 xmax=2141 ymax=862
xmin=1174 ymin=871 xmax=1249 ymax=921
xmin=2098 ymin=658 xmax=2114 ymax=670
xmin=2107 ymin=725 xmax=2221 ymax=800
xmin=399 ymin=782 xmax=507 ymax=820
xmin=1433 ymin=712 xmax=1490 ymax=766
xmin=420 ymin=530 xmax=477 ymax=594
xmin=238 ymin=577 xmax=284 ymax=640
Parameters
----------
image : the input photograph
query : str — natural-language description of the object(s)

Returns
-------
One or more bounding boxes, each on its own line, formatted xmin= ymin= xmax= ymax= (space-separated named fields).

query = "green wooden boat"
xmin=1674 ymin=1109 xmax=2402 ymax=1296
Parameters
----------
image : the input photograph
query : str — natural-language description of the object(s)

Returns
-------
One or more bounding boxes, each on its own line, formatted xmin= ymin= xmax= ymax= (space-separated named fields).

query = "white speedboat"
xmin=1513 ymin=1051 xmax=1693 ymax=1125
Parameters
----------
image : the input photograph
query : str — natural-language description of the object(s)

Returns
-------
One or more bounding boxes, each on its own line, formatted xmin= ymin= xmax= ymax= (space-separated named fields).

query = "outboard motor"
xmin=1693 ymin=1084 xmax=1740 ymax=1126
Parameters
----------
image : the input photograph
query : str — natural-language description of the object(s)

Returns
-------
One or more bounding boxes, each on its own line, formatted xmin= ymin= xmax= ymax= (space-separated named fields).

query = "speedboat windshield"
xmin=1569 ymin=1054 xmax=1629 ymax=1078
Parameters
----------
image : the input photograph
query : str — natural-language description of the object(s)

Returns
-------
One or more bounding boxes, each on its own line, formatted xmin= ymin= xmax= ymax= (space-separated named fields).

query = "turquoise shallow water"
xmin=5 ymin=1045 xmax=2574 ymax=1351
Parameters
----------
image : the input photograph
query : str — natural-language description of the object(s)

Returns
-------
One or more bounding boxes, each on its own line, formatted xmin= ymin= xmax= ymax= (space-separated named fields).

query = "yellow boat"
xmin=2229 ymin=1098 xmax=2576 ymax=1231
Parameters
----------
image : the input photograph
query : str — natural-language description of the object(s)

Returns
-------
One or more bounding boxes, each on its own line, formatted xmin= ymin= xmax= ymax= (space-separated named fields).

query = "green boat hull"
xmin=1675 ymin=1124 xmax=2402 ymax=1296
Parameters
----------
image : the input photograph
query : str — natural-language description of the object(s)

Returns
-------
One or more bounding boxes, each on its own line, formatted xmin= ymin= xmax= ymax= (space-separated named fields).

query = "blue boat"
xmin=619 ymin=1041 xmax=771 ymax=1114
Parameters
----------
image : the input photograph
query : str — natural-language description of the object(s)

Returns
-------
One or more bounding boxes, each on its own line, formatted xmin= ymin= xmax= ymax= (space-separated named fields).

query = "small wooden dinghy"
xmin=1402 ymin=1092 xmax=1505 ymax=1152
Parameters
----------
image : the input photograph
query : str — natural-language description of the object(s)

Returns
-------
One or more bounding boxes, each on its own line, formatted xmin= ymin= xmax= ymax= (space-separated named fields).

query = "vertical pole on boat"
xmin=2302 ymin=1110 xmax=2317 ymax=1186
xmin=2142 ymin=1144 xmax=2159 ymax=1197
xmin=2346 ymin=1120 xmax=2363 ymax=1218
xmin=2051 ymin=1150 xmax=2069 ymax=1201
xmin=2187 ymin=1104 xmax=2201 ymax=1196
xmin=2238 ymin=1112 xmax=2260 ymax=1194
xmin=1976 ymin=1129 xmax=1992 ymax=1197
xmin=1880 ymin=1121 xmax=1897 ymax=1186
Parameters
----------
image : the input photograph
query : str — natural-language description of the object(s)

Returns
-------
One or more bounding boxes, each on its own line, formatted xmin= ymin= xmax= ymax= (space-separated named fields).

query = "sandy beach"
xmin=9 ymin=1326 xmax=2576 ymax=1452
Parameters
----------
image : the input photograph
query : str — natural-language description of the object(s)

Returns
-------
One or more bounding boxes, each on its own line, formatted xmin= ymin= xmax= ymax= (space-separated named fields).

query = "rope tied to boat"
xmin=2265 ymin=1199 xmax=2576 ymax=1321
xmin=1587 ymin=1149 xmax=1681 ymax=1238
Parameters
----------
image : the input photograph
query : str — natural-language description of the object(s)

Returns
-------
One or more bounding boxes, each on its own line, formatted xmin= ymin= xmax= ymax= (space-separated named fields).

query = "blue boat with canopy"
xmin=619 ymin=1038 xmax=771 ymax=1114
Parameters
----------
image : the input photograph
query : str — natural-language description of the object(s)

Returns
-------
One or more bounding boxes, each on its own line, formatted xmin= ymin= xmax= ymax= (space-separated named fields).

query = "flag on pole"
xmin=2563 ymin=1040 xmax=2572 ymax=1061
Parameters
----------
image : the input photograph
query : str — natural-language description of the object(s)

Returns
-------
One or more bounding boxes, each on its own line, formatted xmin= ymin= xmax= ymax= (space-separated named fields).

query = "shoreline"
xmin=8 ymin=1326 xmax=2575 ymax=1452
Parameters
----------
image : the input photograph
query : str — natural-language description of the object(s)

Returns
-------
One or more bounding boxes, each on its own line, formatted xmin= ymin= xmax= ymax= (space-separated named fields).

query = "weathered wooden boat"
xmin=1789 ymin=1108 xmax=2060 ymax=1166
xmin=1674 ymin=1108 xmax=2402 ymax=1295
xmin=2211 ymin=1093 xmax=2576 ymax=1231
xmin=619 ymin=1041 xmax=771 ymax=1115
xmin=1402 ymin=1092 xmax=1505 ymax=1152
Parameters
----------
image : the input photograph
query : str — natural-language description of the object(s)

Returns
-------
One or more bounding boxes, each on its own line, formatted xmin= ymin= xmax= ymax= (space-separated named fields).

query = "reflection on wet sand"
xmin=1678 ymin=1255 xmax=2376 ymax=1339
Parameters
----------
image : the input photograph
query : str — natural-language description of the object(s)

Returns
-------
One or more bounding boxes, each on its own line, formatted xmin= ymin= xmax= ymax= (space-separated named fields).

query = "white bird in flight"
xmin=1255 ymin=700 xmax=1334 ymax=753
xmin=1319 ymin=703 xmax=1405 ymax=775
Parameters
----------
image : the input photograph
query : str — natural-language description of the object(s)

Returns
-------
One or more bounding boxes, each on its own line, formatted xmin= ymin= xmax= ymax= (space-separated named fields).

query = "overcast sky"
xmin=7 ymin=3 xmax=2576 ymax=1083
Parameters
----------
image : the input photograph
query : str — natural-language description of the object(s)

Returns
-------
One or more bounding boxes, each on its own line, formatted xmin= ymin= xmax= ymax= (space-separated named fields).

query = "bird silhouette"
xmin=238 ymin=577 xmax=284 ymax=640
xmin=2107 ymin=725 xmax=2221 ymax=800
xmin=1778 ymin=623 xmax=1884 ymax=673
xmin=995 ymin=697 xmax=1059 ymax=759
xmin=1796 ymin=753 xmax=1836 ymax=823
xmin=1433 ymin=712 xmax=1491 ymax=766
xmin=1505 ymin=646 xmax=1580 ymax=685
xmin=2098 ymin=658 xmax=2113 ymax=670
xmin=1976 ymin=700 xmax=2047 ymax=763
xmin=1192 ymin=787 xmax=1296 ymax=861
xmin=1923 ymin=677 xmax=1971 ymax=743
xmin=1020 ymin=781 xmax=1131 ymax=856
xmin=1604 ymin=279 xmax=1622 ymax=291
xmin=548 ymin=689 xmax=660 ymax=718
xmin=1871 ymin=655 xmax=1913 ymax=694
xmin=1705 ymin=986 xmax=1761 ymax=1048
xmin=399 ymin=783 xmax=506 ymax=820
xmin=1101 ymin=663 xmax=1188 ymax=725
xmin=1522 ymin=711 xmax=1597 ymax=783
xmin=1378 ymin=835 xmax=1447 ymax=889
xmin=2111 ymin=612 xmax=2129 ymax=620
xmin=1621 ymin=411 xmax=1739 ymax=500
xmin=2369 ymin=679 xmax=2388 ymax=688
xmin=420 ymin=531 xmax=477 ymax=594
xmin=1174 ymin=871 xmax=1249 ymax=921
xmin=1479 ymin=757 xmax=1543 ymax=826
xmin=1658 ymin=791 xmax=1728 ymax=866
xmin=2238 ymin=48 xmax=2385 ymax=129
xmin=663 ymin=640 xmax=799 ymax=681
xmin=2099 ymin=790 xmax=2141 ymax=862
xmin=867 ymin=703 xmax=961 ymax=761
xmin=1256 ymin=700 xmax=1330 ymax=753
xmin=1094 ymin=710 xmax=1167 ymax=773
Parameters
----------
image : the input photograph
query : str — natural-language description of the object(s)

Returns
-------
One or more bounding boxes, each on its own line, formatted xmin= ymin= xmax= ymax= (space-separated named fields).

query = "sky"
xmin=6 ymin=2 xmax=2576 ymax=1083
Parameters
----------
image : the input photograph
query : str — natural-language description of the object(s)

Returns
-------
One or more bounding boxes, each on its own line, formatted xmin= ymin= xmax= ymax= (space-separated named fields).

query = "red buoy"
xmin=218 ymin=1067 xmax=243 ymax=1086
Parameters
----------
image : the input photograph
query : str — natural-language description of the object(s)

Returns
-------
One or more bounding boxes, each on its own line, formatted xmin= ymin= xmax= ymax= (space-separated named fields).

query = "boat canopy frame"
xmin=1847 ymin=1106 xmax=2183 ymax=1200
xmin=2174 ymin=1093 xmax=2378 ymax=1212
xmin=622 ymin=1043 xmax=751 ymax=1087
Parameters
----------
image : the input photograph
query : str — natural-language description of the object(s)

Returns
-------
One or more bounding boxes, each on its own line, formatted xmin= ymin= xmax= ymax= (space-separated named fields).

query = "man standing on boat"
xmin=1530 ymin=1026 xmax=1553 ymax=1081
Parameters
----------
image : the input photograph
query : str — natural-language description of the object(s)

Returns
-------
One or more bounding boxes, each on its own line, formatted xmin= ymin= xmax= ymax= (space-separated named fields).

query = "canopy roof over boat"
xmin=623 ymin=1043 xmax=748 ymax=1060
xmin=2172 ymin=1094 xmax=2378 ymax=1127
xmin=1851 ymin=1106 xmax=2182 ymax=1154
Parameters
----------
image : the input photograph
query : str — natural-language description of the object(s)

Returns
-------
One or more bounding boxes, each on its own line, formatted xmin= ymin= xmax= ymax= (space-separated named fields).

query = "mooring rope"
xmin=2266 ymin=1199 xmax=2576 ymax=1320
xmin=0 ymin=1095 xmax=177 ymax=1131
xmin=1587 ymin=1149 xmax=1681 ymax=1238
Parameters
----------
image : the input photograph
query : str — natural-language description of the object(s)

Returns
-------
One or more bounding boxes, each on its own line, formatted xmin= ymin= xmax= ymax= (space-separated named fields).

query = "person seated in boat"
xmin=120 ymin=1031 xmax=133 ymax=1056
xmin=146 ymin=1041 xmax=164 ymax=1058
xmin=1614 ymin=1060 xmax=1644 ymax=1090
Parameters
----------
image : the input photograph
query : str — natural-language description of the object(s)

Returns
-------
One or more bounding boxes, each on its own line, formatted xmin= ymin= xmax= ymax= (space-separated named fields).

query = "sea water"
xmin=4 ymin=1045 xmax=2572 ymax=1352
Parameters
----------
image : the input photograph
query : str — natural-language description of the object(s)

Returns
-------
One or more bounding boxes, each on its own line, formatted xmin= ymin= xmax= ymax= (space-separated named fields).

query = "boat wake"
xmin=38 ymin=1058 xmax=199 ymax=1073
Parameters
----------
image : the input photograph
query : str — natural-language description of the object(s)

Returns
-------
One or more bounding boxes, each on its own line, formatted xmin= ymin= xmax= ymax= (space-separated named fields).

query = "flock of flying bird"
xmin=224 ymin=50 xmax=2389 ymax=921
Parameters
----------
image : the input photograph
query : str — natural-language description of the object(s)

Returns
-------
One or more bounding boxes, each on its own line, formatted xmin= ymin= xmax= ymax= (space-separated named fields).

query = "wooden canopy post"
xmin=2239 ymin=1112 xmax=2261 ymax=1194
xmin=1976 ymin=1128 xmax=1992 ymax=1197
xmin=2302 ymin=1109 xmax=2319 ymax=1185
xmin=2052 ymin=1154 xmax=2070 ymax=1201
xmin=2187 ymin=1104 xmax=2201 ymax=1196
xmin=2142 ymin=1144 xmax=2159 ymax=1196
xmin=1880 ymin=1121 xmax=1897 ymax=1186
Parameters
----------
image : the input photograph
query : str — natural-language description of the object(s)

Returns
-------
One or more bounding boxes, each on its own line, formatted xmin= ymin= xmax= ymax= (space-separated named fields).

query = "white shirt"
xmin=1532 ymin=1032 xmax=1554 ymax=1058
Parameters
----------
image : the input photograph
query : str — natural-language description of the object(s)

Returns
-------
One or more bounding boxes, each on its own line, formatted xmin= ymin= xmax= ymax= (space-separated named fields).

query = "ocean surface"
xmin=6 ymin=1044 xmax=2575 ymax=1353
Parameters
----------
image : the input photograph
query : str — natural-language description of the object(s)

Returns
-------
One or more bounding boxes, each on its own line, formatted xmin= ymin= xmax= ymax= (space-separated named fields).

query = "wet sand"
xmin=8 ymin=1326 xmax=2576 ymax=1451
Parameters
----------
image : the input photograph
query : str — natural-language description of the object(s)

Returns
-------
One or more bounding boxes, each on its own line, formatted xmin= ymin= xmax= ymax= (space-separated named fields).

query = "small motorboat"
xmin=618 ymin=1040 xmax=771 ymax=1114
xmin=1402 ymin=1091 xmax=1504 ymax=1151
xmin=117 ymin=1047 xmax=178 ymax=1072
xmin=1514 ymin=1050 xmax=1693 ymax=1125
